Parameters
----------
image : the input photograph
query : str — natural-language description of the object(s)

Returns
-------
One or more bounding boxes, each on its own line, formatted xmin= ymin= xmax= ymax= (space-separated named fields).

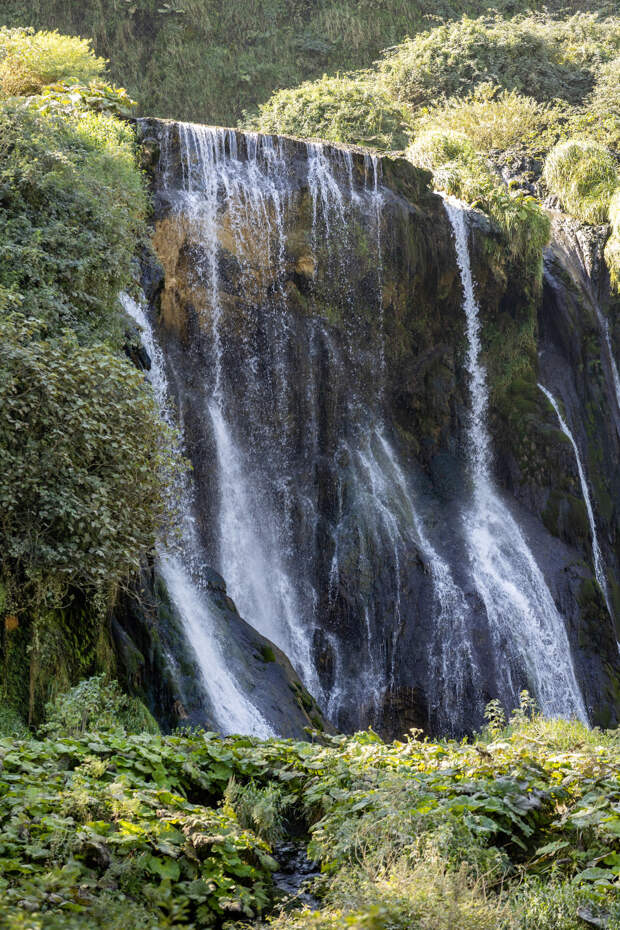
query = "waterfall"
xmin=444 ymin=199 xmax=587 ymax=722
xmin=148 ymin=122 xmax=491 ymax=733
xmin=538 ymin=383 xmax=613 ymax=621
xmin=120 ymin=292 xmax=274 ymax=737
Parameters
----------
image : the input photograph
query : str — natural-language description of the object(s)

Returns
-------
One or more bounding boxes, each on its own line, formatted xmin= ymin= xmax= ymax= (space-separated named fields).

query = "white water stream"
xmin=445 ymin=199 xmax=587 ymax=721
xmin=121 ymin=292 xmax=273 ymax=737
xmin=538 ymin=383 xmax=613 ymax=622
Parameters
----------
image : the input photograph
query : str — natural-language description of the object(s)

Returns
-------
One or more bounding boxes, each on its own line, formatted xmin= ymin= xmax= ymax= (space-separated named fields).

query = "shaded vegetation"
xmin=1 ymin=691 xmax=619 ymax=928
xmin=0 ymin=30 xmax=183 ymax=727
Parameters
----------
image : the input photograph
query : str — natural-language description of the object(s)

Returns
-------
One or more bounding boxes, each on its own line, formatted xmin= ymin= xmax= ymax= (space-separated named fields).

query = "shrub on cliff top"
xmin=0 ymin=100 xmax=147 ymax=342
xmin=245 ymin=72 xmax=409 ymax=150
xmin=378 ymin=14 xmax=618 ymax=109
xmin=408 ymin=128 xmax=550 ymax=268
xmin=543 ymin=139 xmax=618 ymax=223
xmin=0 ymin=26 xmax=105 ymax=97
xmin=605 ymin=189 xmax=620 ymax=291
xmin=415 ymin=84 xmax=565 ymax=156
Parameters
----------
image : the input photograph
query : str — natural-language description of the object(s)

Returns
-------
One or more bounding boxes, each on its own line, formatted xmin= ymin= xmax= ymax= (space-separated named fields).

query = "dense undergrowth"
xmin=0 ymin=685 xmax=619 ymax=929
xmin=0 ymin=28 xmax=182 ymax=727
xmin=0 ymin=0 xmax=613 ymax=126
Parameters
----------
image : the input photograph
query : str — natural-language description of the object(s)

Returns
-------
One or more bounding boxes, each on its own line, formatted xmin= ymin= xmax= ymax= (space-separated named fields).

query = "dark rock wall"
xmin=131 ymin=119 xmax=619 ymax=736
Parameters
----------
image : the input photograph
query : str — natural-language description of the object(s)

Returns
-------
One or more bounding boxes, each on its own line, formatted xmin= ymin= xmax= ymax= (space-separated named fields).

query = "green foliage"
xmin=43 ymin=676 xmax=159 ymax=737
xmin=246 ymin=73 xmax=409 ymax=150
xmin=225 ymin=779 xmax=291 ymax=844
xmin=0 ymin=730 xmax=277 ymax=927
xmin=34 ymin=79 xmax=138 ymax=118
xmin=605 ymin=189 xmax=620 ymax=291
xmin=379 ymin=13 xmax=620 ymax=110
xmin=0 ymin=100 xmax=147 ymax=340
xmin=0 ymin=25 xmax=105 ymax=97
xmin=0 ymin=317 xmax=181 ymax=610
xmin=0 ymin=705 xmax=29 ymax=738
xmin=1 ymin=715 xmax=619 ymax=928
xmin=271 ymin=858 xmax=509 ymax=930
xmin=408 ymin=129 xmax=550 ymax=269
xmin=415 ymin=83 xmax=565 ymax=156
xmin=0 ymin=1 xmax=612 ymax=126
xmin=543 ymin=139 xmax=619 ymax=223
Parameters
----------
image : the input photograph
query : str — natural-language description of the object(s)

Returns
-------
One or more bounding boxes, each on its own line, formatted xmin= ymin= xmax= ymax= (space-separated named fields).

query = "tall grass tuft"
xmin=543 ymin=139 xmax=618 ymax=224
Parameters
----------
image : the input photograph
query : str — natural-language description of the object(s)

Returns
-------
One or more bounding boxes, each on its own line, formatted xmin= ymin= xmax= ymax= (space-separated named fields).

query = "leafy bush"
xmin=0 ymin=705 xmax=30 ymax=738
xmin=34 ymin=79 xmax=138 ymax=118
xmin=543 ymin=139 xmax=618 ymax=223
xmin=605 ymin=188 xmax=620 ymax=291
xmin=0 ymin=26 xmax=105 ymax=97
xmin=43 ymin=676 xmax=159 ymax=737
xmin=415 ymin=84 xmax=564 ymax=155
xmin=379 ymin=14 xmax=618 ymax=109
xmin=515 ymin=879 xmax=620 ymax=930
xmin=0 ymin=100 xmax=147 ymax=341
xmin=0 ymin=317 xmax=181 ymax=610
xmin=245 ymin=73 xmax=409 ymax=150
xmin=408 ymin=129 xmax=550 ymax=267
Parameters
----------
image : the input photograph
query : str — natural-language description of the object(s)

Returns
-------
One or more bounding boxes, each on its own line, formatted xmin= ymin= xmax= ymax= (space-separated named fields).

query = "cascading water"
xmin=538 ymin=383 xmax=613 ymax=621
xmin=121 ymin=292 xmax=273 ymax=737
xmin=148 ymin=122 xmax=488 ymax=733
xmin=444 ymin=199 xmax=587 ymax=722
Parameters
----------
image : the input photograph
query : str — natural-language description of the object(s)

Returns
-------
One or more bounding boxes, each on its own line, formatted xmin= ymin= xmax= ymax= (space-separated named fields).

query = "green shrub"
xmin=0 ymin=316 xmax=182 ymax=610
xmin=415 ymin=83 xmax=564 ymax=155
xmin=543 ymin=139 xmax=618 ymax=223
xmin=0 ymin=26 xmax=105 ymax=97
xmin=245 ymin=72 xmax=409 ymax=150
xmin=225 ymin=779 xmax=291 ymax=843
xmin=605 ymin=188 xmax=620 ymax=291
xmin=43 ymin=675 xmax=159 ymax=736
xmin=408 ymin=129 xmax=550 ymax=267
xmin=0 ymin=705 xmax=30 ymax=738
xmin=379 ymin=14 xmax=619 ymax=109
xmin=515 ymin=879 xmax=620 ymax=930
xmin=0 ymin=100 xmax=147 ymax=341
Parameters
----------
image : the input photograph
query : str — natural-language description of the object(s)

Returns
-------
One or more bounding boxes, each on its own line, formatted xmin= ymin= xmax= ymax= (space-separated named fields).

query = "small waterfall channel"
xmin=445 ymin=200 xmax=587 ymax=722
xmin=538 ymin=383 xmax=613 ymax=622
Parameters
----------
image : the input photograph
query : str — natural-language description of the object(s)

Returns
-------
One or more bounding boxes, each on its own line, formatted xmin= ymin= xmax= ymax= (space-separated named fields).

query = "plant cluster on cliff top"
xmin=378 ymin=13 xmax=619 ymax=110
xmin=0 ymin=102 xmax=146 ymax=339
xmin=407 ymin=128 xmax=550 ymax=271
xmin=543 ymin=139 xmax=619 ymax=225
xmin=0 ymin=696 xmax=619 ymax=928
xmin=245 ymin=72 xmax=409 ymax=150
xmin=0 ymin=26 xmax=104 ymax=96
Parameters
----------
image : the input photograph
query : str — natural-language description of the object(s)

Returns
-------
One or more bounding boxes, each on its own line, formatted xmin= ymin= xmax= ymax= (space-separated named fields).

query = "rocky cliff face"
xmin=132 ymin=118 xmax=619 ymax=737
